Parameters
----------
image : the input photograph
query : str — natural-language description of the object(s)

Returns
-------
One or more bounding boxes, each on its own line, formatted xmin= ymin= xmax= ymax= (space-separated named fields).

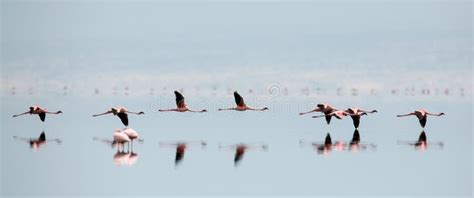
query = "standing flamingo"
xmin=158 ymin=91 xmax=207 ymax=113
xmin=345 ymin=108 xmax=377 ymax=128
xmin=93 ymin=107 xmax=144 ymax=126
xmin=218 ymin=91 xmax=268 ymax=111
xmin=113 ymin=129 xmax=130 ymax=152
xmin=13 ymin=106 xmax=63 ymax=122
xmin=122 ymin=127 xmax=143 ymax=148
xmin=397 ymin=109 xmax=445 ymax=128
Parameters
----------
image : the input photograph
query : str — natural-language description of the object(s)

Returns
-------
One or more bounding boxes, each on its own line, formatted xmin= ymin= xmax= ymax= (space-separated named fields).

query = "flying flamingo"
xmin=312 ymin=110 xmax=357 ymax=124
xmin=13 ymin=131 xmax=62 ymax=151
xmin=299 ymin=103 xmax=338 ymax=115
xmin=158 ymin=91 xmax=207 ymax=113
xmin=13 ymin=105 xmax=63 ymax=122
xmin=397 ymin=109 xmax=445 ymax=128
xmin=218 ymin=91 xmax=268 ymax=111
xmin=345 ymin=108 xmax=378 ymax=128
xmin=93 ymin=107 xmax=144 ymax=126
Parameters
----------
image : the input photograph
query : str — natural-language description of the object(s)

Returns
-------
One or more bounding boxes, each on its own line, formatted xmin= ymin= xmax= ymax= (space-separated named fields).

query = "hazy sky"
xmin=1 ymin=0 xmax=472 ymax=97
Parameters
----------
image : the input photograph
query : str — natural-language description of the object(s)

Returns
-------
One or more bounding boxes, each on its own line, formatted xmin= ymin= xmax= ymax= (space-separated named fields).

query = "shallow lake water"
xmin=1 ymin=93 xmax=472 ymax=197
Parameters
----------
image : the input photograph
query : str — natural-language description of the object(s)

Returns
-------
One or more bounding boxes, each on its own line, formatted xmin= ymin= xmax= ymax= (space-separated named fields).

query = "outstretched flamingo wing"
xmin=351 ymin=115 xmax=360 ymax=128
xmin=117 ymin=112 xmax=129 ymax=126
xmin=325 ymin=115 xmax=332 ymax=124
xmin=38 ymin=112 xmax=46 ymax=122
xmin=174 ymin=91 xmax=186 ymax=108
xmin=233 ymin=91 xmax=245 ymax=107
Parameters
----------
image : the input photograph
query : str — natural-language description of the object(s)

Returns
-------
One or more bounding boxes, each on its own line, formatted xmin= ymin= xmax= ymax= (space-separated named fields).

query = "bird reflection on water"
xmin=397 ymin=131 xmax=444 ymax=151
xmin=13 ymin=131 xmax=62 ymax=151
xmin=93 ymin=136 xmax=141 ymax=166
xmin=219 ymin=142 xmax=268 ymax=167
xmin=300 ymin=130 xmax=376 ymax=155
xmin=159 ymin=141 xmax=207 ymax=167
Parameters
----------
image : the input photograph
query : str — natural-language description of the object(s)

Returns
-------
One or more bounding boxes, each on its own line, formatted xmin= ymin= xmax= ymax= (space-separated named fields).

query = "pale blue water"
xmin=1 ymin=0 xmax=472 ymax=197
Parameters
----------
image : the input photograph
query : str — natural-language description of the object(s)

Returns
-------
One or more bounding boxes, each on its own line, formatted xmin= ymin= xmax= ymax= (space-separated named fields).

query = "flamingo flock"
xmin=11 ymin=90 xmax=446 ymax=164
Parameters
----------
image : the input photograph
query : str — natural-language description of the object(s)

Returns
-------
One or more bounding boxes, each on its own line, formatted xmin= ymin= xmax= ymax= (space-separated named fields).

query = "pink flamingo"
xmin=13 ymin=105 xmax=62 ymax=122
xmin=158 ymin=91 xmax=207 ymax=113
xmin=93 ymin=107 xmax=144 ymax=126
xmin=345 ymin=108 xmax=378 ymax=128
xmin=397 ymin=109 xmax=445 ymax=128
xmin=218 ymin=91 xmax=268 ymax=111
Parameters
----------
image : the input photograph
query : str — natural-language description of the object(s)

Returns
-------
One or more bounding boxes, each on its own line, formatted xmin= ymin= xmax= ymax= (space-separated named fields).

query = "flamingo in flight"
xmin=93 ymin=107 xmax=144 ymax=126
xmin=312 ymin=110 xmax=358 ymax=124
xmin=345 ymin=108 xmax=378 ymax=128
xmin=218 ymin=91 xmax=268 ymax=111
xmin=397 ymin=109 xmax=445 ymax=128
xmin=299 ymin=103 xmax=338 ymax=116
xmin=158 ymin=91 xmax=207 ymax=113
xmin=13 ymin=106 xmax=63 ymax=122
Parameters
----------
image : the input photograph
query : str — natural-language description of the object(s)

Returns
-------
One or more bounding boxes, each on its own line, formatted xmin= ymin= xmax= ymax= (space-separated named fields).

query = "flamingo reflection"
xmin=13 ymin=131 xmax=62 ymax=151
xmin=219 ymin=143 xmax=268 ymax=167
xmin=93 ymin=136 xmax=140 ymax=166
xmin=159 ymin=141 xmax=207 ymax=167
xmin=347 ymin=129 xmax=377 ymax=152
xmin=397 ymin=131 xmax=444 ymax=151
xmin=113 ymin=150 xmax=139 ymax=166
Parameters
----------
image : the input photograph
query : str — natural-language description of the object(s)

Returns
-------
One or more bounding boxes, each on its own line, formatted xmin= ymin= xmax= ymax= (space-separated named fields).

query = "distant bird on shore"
xmin=158 ymin=91 xmax=207 ymax=113
xmin=218 ymin=91 xmax=268 ymax=111
xmin=93 ymin=107 xmax=144 ymax=126
xmin=397 ymin=109 xmax=445 ymax=128
xmin=13 ymin=105 xmax=63 ymax=122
